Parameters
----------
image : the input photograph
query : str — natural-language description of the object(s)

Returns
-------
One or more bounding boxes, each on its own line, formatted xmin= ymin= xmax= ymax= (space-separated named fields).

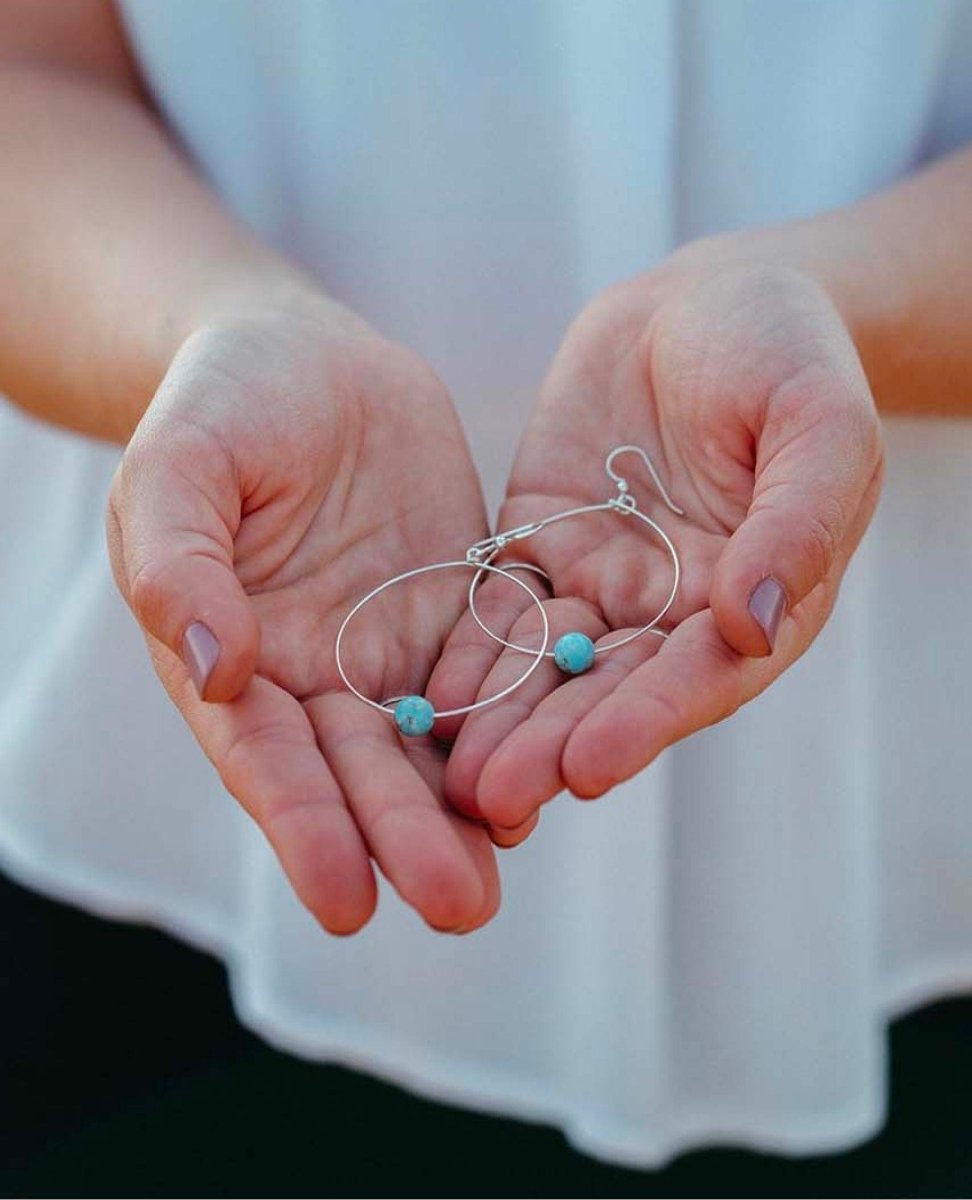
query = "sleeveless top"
xmin=1 ymin=0 xmax=971 ymax=1165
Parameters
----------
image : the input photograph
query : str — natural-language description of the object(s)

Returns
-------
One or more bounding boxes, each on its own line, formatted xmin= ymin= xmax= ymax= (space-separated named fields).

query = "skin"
xmin=430 ymin=262 xmax=884 ymax=829
xmin=1 ymin=3 xmax=970 ymax=919
xmin=434 ymin=150 xmax=972 ymax=833
xmin=0 ymin=4 xmax=509 ymax=935
xmin=108 ymin=309 xmax=507 ymax=934
xmin=432 ymin=143 xmax=972 ymax=837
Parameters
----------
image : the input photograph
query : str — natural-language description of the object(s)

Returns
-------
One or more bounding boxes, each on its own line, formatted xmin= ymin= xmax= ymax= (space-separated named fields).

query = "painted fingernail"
xmin=182 ymin=621 xmax=221 ymax=697
xmin=748 ymin=577 xmax=787 ymax=652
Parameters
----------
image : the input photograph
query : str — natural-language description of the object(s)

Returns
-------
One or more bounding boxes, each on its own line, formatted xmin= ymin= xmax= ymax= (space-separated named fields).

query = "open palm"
xmin=429 ymin=261 xmax=884 ymax=833
xmin=108 ymin=299 xmax=499 ymax=933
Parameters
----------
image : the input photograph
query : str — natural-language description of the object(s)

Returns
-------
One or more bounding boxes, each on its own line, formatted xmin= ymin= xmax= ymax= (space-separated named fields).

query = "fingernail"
xmin=747 ymin=577 xmax=787 ymax=652
xmin=182 ymin=621 xmax=221 ymax=697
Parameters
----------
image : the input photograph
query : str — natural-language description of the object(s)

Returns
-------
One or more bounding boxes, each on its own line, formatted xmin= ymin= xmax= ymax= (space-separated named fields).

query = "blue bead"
xmin=394 ymin=695 xmax=435 ymax=737
xmin=553 ymin=631 xmax=596 ymax=674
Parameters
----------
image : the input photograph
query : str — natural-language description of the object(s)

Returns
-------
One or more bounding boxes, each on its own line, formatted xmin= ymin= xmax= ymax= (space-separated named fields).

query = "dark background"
xmin=1 ymin=870 xmax=969 ymax=1199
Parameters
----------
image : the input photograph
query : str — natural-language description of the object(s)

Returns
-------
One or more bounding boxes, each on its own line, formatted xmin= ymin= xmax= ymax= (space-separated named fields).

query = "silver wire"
xmin=605 ymin=444 xmax=685 ymax=516
xmin=334 ymin=559 xmax=550 ymax=721
xmin=467 ymin=557 xmax=670 ymax=649
xmin=465 ymin=445 xmax=681 ymax=659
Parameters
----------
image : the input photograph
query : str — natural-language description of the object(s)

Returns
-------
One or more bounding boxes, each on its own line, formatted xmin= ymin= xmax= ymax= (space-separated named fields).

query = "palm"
xmin=115 ymin=311 xmax=500 ymax=933
xmin=233 ymin=339 xmax=488 ymax=703
xmin=430 ymin=265 xmax=882 ymax=830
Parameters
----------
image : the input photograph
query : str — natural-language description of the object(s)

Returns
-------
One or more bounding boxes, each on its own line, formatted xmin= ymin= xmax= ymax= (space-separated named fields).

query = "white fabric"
xmin=1 ymin=0 xmax=971 ymax=1167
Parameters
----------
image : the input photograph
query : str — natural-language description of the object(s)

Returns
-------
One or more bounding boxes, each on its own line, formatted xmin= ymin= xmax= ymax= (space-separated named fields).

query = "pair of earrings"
xmin=334 ymin=445 xmax=683 ymax=737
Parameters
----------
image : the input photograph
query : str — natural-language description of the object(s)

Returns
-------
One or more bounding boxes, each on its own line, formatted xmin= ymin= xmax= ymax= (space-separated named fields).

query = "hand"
xmin=429 ymin=251 xmax=884 ymax=834
xmin=107 ymin=293 xmax=501 ymax=934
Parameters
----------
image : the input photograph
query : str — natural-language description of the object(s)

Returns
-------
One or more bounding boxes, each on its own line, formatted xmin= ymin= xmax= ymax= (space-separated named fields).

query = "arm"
xmin=676 ymin=144 xmax=972 ymax=415
xmin=436 ymin=146 xmax=972 ymax=825
xmin=0 ymin=2 xmax=501 ymax=935
xmin=0 ymin=0 xmax=324 ymax=442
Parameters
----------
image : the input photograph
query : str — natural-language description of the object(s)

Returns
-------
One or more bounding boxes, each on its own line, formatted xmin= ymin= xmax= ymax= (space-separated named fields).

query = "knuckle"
xmin=128 ymin=557 xmax=174 ymax=630
xmin=502 ymin=601 xmax=550 ymax=651
xmin=220 ymin=726 xmax=307 ymax=813
xmin=640 ymin=680 xmax=687 ymax=734
xmin=830 ymin=385 xmax=884 ymax=467
xmin=259 ymin=792 xmax=323 ymax=840
xmin=797 ymin=496 xmax=844 ymax=582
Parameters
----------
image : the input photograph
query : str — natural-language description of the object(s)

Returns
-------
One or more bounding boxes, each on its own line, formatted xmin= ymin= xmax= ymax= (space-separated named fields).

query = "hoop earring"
xmin=335 ymin=559 xmax=550 ymax=737
xmin=465 ymin=445 xmax=683 ymax=675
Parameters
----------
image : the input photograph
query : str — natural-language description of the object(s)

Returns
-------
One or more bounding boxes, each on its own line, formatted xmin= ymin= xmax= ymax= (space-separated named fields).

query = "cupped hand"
xmin=107 ymin=293 xmax=500 ymax=934
xmin=429 ymin=253 xmax=885 ymax=834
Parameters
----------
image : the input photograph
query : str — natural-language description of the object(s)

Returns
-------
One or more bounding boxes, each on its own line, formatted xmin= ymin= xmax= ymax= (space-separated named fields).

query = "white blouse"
xmin=1 ymin=0 xmax=971 ymax=1166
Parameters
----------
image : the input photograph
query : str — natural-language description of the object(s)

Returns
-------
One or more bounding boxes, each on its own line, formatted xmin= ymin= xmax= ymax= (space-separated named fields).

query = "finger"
xmin=426 ymin=564 xmax=551 ymax=739
xmin=477 ymin=628 xmax=665 ymax=821
xmin=441 ymin=594 xmax=606 ymax=824
xmin=398 ymin=720 xmax=502 ymax=931
xmin=565 ymin=467 xmax=882 ymax=797
xmin=711 ymin=362 xmax=883 ymax=657
xmin=149 ymin=648 xmax=378 ymax=935
xmin=562 ymin=608 xmax=766 ymax=798
xmin=107 ymin=421 xmax=259 ymax=702
xmin=488 ymin=810 xmax=540 ymax=849
xmin=425 ymin=566 xmax=551 ymax=816
xmin=311 ymin=692 xmax=490 ymax=932
xmin=450 ymin=818 xmax=502 ymax=930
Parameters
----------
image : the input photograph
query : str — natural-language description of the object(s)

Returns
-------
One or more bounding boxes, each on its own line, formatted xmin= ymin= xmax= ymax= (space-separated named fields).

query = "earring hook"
xmin=604 ymin=445 xmax=685 ymax=516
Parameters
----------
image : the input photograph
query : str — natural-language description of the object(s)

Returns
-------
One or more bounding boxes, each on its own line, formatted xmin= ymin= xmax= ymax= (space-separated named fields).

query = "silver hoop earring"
xmin=465 ymin=445 xmax=683 ymax=675
xmin=335 ymin=559 xmax=550 ymax=737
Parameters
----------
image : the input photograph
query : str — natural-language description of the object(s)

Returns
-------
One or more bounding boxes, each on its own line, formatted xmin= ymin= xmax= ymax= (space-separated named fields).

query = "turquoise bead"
xmin=394 ymin=695 xmax=435 ymax=737
xmin=553 ymin=631 xmax=596 ymax=674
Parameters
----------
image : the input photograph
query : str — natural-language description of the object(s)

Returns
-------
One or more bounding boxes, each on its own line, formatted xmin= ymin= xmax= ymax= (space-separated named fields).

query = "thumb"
xmin=107 ymin=426 xmax=260 ymax=702
xmin=710 ymin=370 xmax=883 ymax=657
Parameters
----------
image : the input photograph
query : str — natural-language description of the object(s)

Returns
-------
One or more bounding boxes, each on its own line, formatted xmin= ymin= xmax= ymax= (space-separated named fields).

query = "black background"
xmin=1 ymin=871 xmax=969 ymax=1199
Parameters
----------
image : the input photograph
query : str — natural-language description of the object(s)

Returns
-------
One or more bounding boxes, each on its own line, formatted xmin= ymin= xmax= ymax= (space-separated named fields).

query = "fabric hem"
xmin=1 ymin=826 xmax=969 ymax=1170
xmin=232 ymin=977 xmax=888 ymax=1169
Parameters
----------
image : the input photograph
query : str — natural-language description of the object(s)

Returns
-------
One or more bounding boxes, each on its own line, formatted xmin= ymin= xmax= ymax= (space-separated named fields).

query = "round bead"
xmin=393 ymin=695 xmax=436 ymax=737
xmin=553 ymin=631 xmax=596 ymax=674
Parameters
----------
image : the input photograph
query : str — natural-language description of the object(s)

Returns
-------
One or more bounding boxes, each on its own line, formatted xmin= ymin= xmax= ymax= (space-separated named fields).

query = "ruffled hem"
xmin=2 ymin=817 xmax=969 ymax=1170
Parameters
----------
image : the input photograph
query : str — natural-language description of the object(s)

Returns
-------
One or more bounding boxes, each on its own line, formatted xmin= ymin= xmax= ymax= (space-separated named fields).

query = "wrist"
xmin=728 ymin=217 xmax=909 ymax=410
xmin=180 ymin=260 xmax=372 ymax=346
xmin=666 ymin=158 xmax=972 ymax=417
xmin=121 ymin=259 xmax=373 ymax=445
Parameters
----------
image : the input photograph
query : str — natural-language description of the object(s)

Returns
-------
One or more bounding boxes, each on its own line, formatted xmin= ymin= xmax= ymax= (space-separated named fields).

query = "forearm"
xmin=0 ymin=63 xmax=324 ymax=443
xmin=711 ymin=145 xmax=972 ymax=415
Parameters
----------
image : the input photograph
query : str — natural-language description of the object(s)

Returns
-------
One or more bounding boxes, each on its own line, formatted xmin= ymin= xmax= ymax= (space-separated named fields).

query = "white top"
xmin=1 ymin=0 xmax=971 ymax=1166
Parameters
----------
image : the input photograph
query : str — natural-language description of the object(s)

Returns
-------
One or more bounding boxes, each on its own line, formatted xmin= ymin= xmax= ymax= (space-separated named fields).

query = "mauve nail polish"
xmin=182 ymin=621 xmax=221 ymax=697
xmin=748 ymin=577 xmax=787 ymax=652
